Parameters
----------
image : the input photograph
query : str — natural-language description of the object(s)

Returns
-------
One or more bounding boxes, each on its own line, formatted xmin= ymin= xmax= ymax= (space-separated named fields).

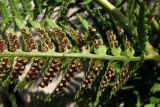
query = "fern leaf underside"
xmin=0 ymin=0 xmax=159 ymax=101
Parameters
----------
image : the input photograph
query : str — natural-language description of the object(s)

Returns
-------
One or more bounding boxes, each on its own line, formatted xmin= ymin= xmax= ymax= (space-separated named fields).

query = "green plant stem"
xmin=0 ymin=51 xmax=159 ymax=61
xmin=94 ymin=0 xmax=115 ymax=11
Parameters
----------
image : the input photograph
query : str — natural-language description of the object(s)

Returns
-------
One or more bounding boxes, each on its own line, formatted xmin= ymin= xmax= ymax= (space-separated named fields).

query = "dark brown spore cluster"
xmin=48 ymin=28 xmax=71 ymax=52
xmin=123 ymin=36 xmax=133 ymax=51
xmin=106 ymin=30 xmax=119 ymax=48
xmin=25 ymin=57 xmax=44 ymax=81
xmin=69 ymin=28 xmax=88 ymax=52
xmin=118 ymin=28 xmax=133 ymax=52
xmin=20 ymin=29 xmax=37 ymax=52
xmin=81 ymin=60 xmax=103 ymax=90
xmin=54 ymin=59 xmax=81 ymax=93
xmin=8 ymin=33 xmax=21 ymax=52
xmin=36 ymin=28 xmax=53 ymax=52
xmin=0 ymin=57 xmax=10 ymax=78
xmin=10 ymin=57 xmax=28 ymax=80
xmin=0 ymin=39 xmax=5 ymax=52
xmin=100 ymin=67 xmax=114 ymax=91
xmin=39 ymin=58 xmax=62 ymax=88
xmin=88 ymin=26 xmax=102 ymax=48
xmin=114 ymin=64 xmax=129 ymax=91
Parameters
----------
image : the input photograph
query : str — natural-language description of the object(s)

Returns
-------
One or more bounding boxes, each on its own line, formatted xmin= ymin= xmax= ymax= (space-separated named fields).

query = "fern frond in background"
xmin=0 ymin=0 xmax=160 ymax=107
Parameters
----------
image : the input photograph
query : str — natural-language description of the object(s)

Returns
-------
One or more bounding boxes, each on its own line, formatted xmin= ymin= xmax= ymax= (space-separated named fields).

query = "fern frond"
xmin=0 ymin=0 xmax=159 ymax=102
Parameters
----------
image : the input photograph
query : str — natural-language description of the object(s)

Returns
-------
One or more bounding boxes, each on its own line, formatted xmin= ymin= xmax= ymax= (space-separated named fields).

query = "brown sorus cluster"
xmin=106 ymin=30 xmax=119 ymax=48
xmin=123 ymin=36 xmax=133 ymax=52
xmin=114 ymin=64 xmax=129 ymax=91
xmin=0 ymin=57 xmax=10 ymax=78
xmin=8 ymin=33 xmax=21 ymax=52
xmin=20 ymin=29 xmax=37 ymax=52
xmin=69 ymin=28 xmax=88 ymax=52
xmin=81 ymin=60 xmax=103 ymax=90
xmin=36 ymin=28 xmax=53 ymax=52
xmin=88 ymin=26 xmax=102 ymax=48
xmin=54 ymin=59 xmax=81 ymax=93
xmin=39 ymin=58 xmax=62 ymax=88
xmin=100 ymin=67 xmax=114 ymax=91
xmin=0 ymin=39 xmax=5 ymax=52
xmin=10 ymin=57 xmax=28 ymax=80
xmin=48 ymin=28 xmax=71 ymax=52
xmin=25 ymin=57 xmax=44 ymax=81
xmin=117 ymin=28 xmax=133 ymax=51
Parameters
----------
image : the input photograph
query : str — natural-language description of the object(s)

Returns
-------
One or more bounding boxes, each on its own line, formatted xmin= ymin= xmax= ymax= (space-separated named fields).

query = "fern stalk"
xmin=0 ymin=51 xmax=159 ymax=61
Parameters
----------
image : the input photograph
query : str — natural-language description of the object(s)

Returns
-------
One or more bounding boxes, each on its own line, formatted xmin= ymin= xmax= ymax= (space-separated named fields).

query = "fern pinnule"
xmin=111 ymin=63 xmax=129 ymax=95
xmin=99 ymin=66 xmax=114 ymax=91
xmin=123 ymin=36 xmax=132 ymax=51
xmin=20 ymin=29 xmax=37 ymax=52
xmin=10 ymin=57 xmax=28 ymax=79
xmin=106 ymin=30 xmax=118 ymax=48
xmin=39 ymin=58 xmax=63 ymax=88
xmin=0 ymin=57 xmax=11 ymax=78
xmin=106 ymin=30 xmax=121 ymax=56
xmin=36 ymin=28 xmax=53 ymax=52
xmin=25 ymin=57 xmax=44 ymax=81
xmin=67 ymin=28 xmax=89 ymax=53
xmin=0 ymin=39 xmax=5 ymax=52
xmin=60 ymin=23 xmax=90 ymax=53
xmin=48 ymin=28 xmax=72 ymax=52
xmin=45 ymin=18 xmax=72 ymax=52
xmin=53 ymin=58 xmax=82 ymax=94
xmin=7 ymin=33 xmax=21 ymax=52
xmin=0 ymin=57 xmax=10 ymax=69
xmin=88 ymin=26 xmax=103 ymax=49
xmin=77 ymin=60 xmax=103 ymax=94
xmin=117 ymin=27 xmax=135 ymax=57
xmin=122 ymin=35 xmax=135 ymax=57
xmin=74 ymin=60 xmax=104 ymax=99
